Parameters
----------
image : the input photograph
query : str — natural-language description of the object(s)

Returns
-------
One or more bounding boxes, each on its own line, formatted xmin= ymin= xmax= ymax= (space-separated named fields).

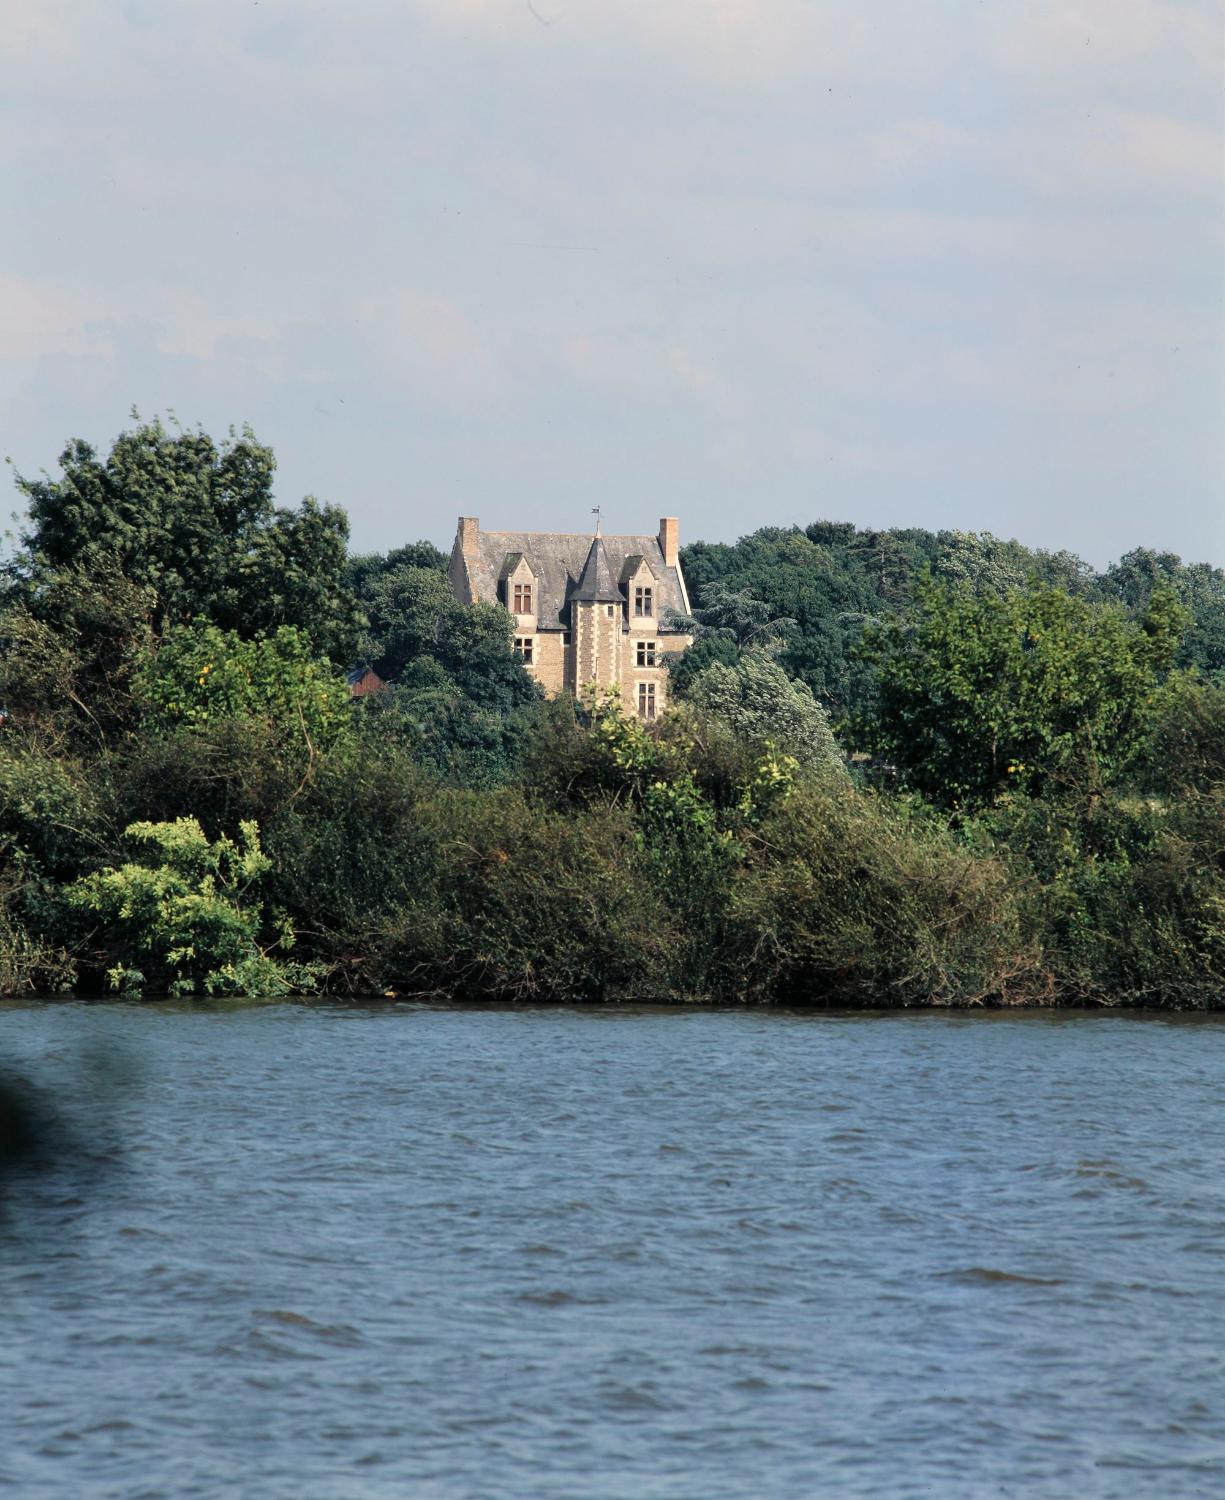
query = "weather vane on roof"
xmin=591 ymin=505 xmax=602 ymax=537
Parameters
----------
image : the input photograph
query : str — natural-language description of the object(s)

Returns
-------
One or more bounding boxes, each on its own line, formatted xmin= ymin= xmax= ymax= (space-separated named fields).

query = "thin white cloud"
xmin=563 ymin=329 xmax=732 ymax=409
xmin=1014 ymin=107 xmax=1224 ymax=204
xmin=0 ymin=275 xmax=288 ymax=370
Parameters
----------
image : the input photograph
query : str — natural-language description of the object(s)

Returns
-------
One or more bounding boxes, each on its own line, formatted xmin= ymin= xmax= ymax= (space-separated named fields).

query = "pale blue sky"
xmin=2 ymin=0 xmax=1222 ymax=565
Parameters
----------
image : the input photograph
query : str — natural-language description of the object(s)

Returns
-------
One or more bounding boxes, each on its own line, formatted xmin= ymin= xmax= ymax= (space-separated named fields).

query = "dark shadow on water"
xmin=0 ymin=1043 xmax=135 ymax=1241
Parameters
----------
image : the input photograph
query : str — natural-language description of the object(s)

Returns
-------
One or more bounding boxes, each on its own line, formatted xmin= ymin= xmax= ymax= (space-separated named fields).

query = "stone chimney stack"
xmin=659 ymin=516 xmax=679 ymax=569
xmin=458 ymin=515 xmax=480 ymax=563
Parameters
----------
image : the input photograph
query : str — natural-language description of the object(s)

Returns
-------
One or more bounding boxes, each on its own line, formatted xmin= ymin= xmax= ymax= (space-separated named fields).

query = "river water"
xmin=2 ymin=1003 xmax=1223 ymax=1499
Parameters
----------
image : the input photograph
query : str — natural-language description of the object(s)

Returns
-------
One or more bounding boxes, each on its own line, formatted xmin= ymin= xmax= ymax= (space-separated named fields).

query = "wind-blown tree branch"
xmin=11 ymin=416 xmax=363 ymax=663
xmin=685 ymin=654 xmax=845 ymax=776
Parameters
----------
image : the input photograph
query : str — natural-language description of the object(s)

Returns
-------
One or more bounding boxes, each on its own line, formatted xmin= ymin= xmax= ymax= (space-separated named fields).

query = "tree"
xmin=360 ymin=566 xmax=456 ymax=681
xmin=859 ymin=578 xmax=1188 ymax=808
xmin=674 ymin=578 xmax=795 ymax=653
xmin=1105 ymin=548 xmax=1225 ymax=677
xmin=1137 ymin=673 xmax=1225 ymax=794
xmin=353 ymin=581 xmax=543 ymax=786
xmin=435 ymin=601 xmax=542 ymax=711
xmin=666 ymin=633 xmax=741 ymax=698
xmin=0 ymin=561 xmax=157 ymax=745
xmin=12 ymin=416 xmax=362 ymax=662
xmin=135 ymin=622 xmax=352 ymax=760
xmin=686 ymin=654 xmax=844 ymax=774
xmin=675 ymin=521 xmax=1135 ymax=719
xmin=345 ymin=540 xmax=447 ymax=602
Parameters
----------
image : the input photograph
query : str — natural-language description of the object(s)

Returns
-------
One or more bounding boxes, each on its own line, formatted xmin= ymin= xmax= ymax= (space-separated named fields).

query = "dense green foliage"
xmin=347 ymin=551 xmax=544 ymax=787
xmin=135 ymin=622 xmax=354 ymax=751
xmin=9 ymin=416 xmax=362 ymax=662
xmin=2 ymin=417 xmax=1221 ymax=1006
xmin=65 ymin=818 xmax=312 ymax=998
xmin=859 ymin=579 xmax=1187 ymax=808
xmin=679 ymin=523 xmax=1225 ymax=716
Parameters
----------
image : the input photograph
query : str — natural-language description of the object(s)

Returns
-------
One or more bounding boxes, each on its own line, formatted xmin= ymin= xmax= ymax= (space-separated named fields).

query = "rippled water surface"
xmin=2 ymin=1003 xmax=1224 ymax=1498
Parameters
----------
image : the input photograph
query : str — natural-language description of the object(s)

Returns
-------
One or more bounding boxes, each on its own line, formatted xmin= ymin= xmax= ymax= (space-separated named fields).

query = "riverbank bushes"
xmin=3 ymin=417 xmax=1221 ymax=1008
xmin=2 ymin=621 xmax=1219 ymax=1006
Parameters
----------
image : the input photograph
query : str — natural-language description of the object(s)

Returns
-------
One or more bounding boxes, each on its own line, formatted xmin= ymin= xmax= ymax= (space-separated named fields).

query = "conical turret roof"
xmin=571 ymin=534 xmax=623 ymax=603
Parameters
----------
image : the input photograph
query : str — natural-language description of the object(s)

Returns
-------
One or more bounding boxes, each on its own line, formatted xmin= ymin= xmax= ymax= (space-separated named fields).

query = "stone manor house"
xmin=448 ymin=516 xmax=694 ymax=717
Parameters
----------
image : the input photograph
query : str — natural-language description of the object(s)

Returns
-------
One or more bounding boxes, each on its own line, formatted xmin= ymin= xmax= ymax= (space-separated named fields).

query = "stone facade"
xmin=448 ymin=517 xmax=694 ymax=716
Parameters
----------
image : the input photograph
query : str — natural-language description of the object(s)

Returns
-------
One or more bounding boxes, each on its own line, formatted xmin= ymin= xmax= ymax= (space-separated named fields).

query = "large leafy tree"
xmin=353 ymin=565 xmax=543 ymax=786
xmin=859 ymin=578 xmax=1188 ymax=808
xmin=361 ymin=565 xmax=456 ymax=681
xmin=345 ymin=540 xmax=447 ymax=603
xmin=686 ymin=654 xmax=844 ymax=775
xmin=12 ymin=417 xmax=362 ymax=662
xmin=1105 ymin=547 xmax=1225 ymax=677
xmin=673 ymin=579 xmax=795 ymax=654
xmin=0 ymin=561 xmax=156 ymax=745
xmin=677 ymin=522 xmax=1116 ymax=718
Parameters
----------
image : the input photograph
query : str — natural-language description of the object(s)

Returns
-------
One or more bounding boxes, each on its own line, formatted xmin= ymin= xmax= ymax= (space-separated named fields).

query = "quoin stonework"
xmin=448 ymin=516 xmax=694 ymax=717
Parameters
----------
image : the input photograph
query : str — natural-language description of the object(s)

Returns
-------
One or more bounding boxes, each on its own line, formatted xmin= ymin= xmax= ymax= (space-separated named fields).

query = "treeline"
xmin=679 ymin=521 xmax=1225 ymax=717
xmin=1 ymin=417 xmax=1222 ymax=1007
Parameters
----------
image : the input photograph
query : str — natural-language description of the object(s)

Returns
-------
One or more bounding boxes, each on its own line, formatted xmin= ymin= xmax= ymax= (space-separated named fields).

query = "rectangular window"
xmin=638 ymin=682 xmax=657 ymax=720
xmin=606 ymin=604 xmax=615 ymax=618
xmin=513 ymin=583 xmax=532 ymax=614
xmin=634 ymin=586 xmax=654 ymax=617
xmin=514 ymin=636 xmax=534 ymax=665
xmin=636 ymin=640 xmax=657 ymax=667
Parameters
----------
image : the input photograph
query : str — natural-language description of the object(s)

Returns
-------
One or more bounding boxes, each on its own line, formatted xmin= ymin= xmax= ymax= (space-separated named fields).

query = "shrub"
xmin=979 ymin=788 xmax=1225 ymax=1008
xmin=64 ymin=818 xmax=315 ymax=998
xmin=267 ymin=749 xmax=679 ymax=1001
xmin=0 ymin=876 xmax=76 ymax=995
xmin=716 ymin=781 xmax=1040 ymax=1006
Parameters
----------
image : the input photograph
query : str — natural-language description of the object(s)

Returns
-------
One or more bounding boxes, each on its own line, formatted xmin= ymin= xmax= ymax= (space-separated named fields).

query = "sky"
xmin=1 ymin=0 xmax=1222 ymax=567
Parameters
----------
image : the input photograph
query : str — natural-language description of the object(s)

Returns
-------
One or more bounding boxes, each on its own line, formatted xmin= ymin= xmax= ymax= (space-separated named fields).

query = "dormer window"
xmin=513 ymin=582 xmax=533 ymax=614
xmin=634 ymin=586 xmax=653 ymax=618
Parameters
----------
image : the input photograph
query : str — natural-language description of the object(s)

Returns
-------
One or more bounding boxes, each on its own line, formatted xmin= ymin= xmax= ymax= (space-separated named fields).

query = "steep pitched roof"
xmin=571 ymin=536 xmax=623 ymax=603
xmin=461 ymin=530 xmax=689 ymax=630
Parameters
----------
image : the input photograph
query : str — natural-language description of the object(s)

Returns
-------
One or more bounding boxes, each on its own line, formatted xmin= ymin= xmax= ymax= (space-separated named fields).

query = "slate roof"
xmin=459 ymin=531 xmax=690 ymax=631
xmin=571 ymin=536 xmax=623 ymax=603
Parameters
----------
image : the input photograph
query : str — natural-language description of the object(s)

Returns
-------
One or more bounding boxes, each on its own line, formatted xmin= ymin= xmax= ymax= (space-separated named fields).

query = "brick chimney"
xmin=658 ymin=516 xmax=679 ymax=569
xmin=457 ymin=515 xmax=480 ymax=563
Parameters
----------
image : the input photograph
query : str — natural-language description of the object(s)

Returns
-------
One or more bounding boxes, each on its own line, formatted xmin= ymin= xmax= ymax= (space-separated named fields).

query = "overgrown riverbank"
xmin=2 ymin=419 xmax=1222 ymax=1008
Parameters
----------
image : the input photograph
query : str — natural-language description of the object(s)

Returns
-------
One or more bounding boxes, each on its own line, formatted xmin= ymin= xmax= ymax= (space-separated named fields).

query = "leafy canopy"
xmin=12 ymin=416 xmax=362 ymax=662
xmin=135 ymin=621 xmax=354 ymax=752
xmin=65 ymin=818 xmax=315 ymax=998
xmin=860 ymin=578 xmax=1188 ymax=808
xmin=686 ymin=653 xmax=844 ymax=775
